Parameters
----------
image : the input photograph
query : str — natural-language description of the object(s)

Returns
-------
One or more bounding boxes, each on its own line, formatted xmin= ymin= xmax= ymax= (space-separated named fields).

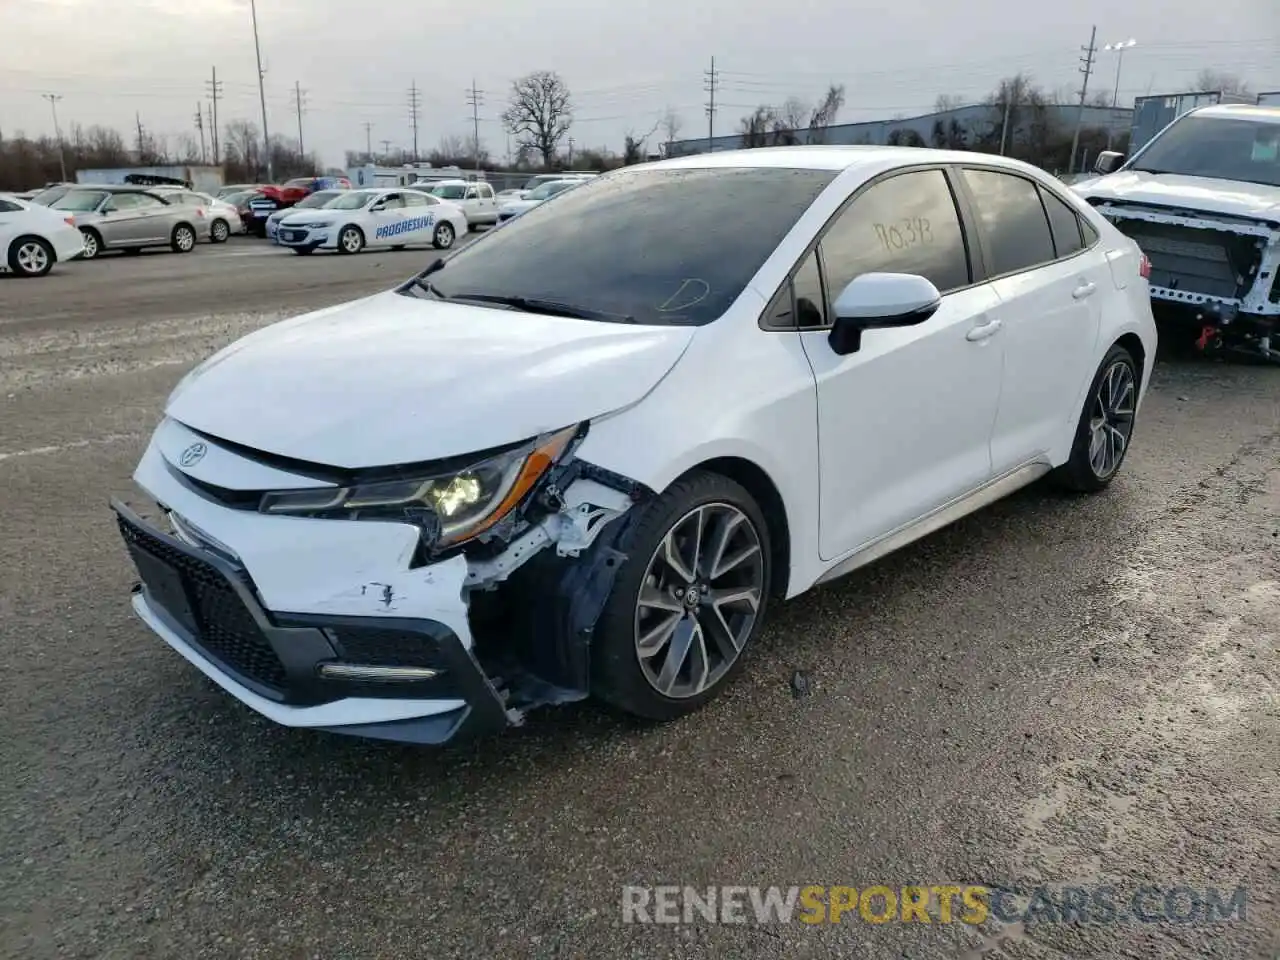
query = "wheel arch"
xmin=1114 ymin=331 xmax=1147 ymax=393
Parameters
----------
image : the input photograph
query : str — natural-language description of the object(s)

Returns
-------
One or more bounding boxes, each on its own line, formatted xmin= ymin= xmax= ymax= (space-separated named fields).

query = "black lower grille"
xmin=1114 ymin=219 xmax=1262 ymax=300
xmin=118 ymin=513 xmax=288 ymax=691
xmin=330 ymin=627 xmax=442 ymax=667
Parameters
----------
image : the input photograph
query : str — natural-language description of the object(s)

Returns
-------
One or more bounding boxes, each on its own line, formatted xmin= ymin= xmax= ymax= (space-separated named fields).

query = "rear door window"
xmin=959 ymin=169 xmax=1056 ymax=276
xmin=1038 ymin=186 xmax=1087 ymax=258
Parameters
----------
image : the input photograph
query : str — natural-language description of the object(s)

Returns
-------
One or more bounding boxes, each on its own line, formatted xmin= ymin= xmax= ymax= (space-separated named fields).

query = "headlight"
xmin=308 ymin=220 xmax=333 ymax=228
xmin=259 ymin=425 xmax=579 ymax=548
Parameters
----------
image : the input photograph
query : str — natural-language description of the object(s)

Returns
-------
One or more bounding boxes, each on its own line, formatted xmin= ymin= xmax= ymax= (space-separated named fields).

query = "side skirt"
xmin=813 ymin=461 xmax=1052 ymax=587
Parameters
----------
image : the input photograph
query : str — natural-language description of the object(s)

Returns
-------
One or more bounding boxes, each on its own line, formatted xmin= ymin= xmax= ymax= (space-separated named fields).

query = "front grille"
xmin=118 ymin=513 xmax=288 ymax=691
xmin=1113 ymin=219 xmax=1262 ymax=299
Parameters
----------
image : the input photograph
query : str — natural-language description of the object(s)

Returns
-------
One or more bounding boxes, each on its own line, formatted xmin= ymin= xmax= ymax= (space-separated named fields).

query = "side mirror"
xmin=1094 ymin=151 xmax=1126 ymax=175
xmin=369 ymin=202 xmax=386 ymax=212
xmin=828 ymin=273 xmax=941 ymax=356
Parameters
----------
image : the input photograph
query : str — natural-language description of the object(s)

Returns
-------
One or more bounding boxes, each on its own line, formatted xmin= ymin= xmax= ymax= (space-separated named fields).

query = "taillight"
xmin=1139 ymin=253 xmax=1151 ymax=279
xmin=63 ymin=216 xmax=75 ymax=227
xmin=196 ymin=207 xmax=205 ymax=217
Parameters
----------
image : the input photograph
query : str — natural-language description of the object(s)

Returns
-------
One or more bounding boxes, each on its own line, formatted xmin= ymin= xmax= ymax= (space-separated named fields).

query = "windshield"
xmin=52 ymin=190 xmax=108 ymax=212
xmin=1129 ymin=114 xmax=1280 ymax=187
xmin=422 ymin=167 xmax=835 ymax=326
xmin=528 ymin=181 xmax=578 ymax=200
xmin=430 ymin=183 xmax=468 ymax=200
xmin=31 ymin=185 xmax=72 ymax=206
xmin=325 ymin=190 xmax=377 ymax=210
xmin=296 ymin=190 xmax=341 ymax=209
xmin=522 ymin=176 xmax=558 ymax=191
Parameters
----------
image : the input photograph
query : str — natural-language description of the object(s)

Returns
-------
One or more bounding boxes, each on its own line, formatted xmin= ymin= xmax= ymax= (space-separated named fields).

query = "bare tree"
xmin=933 ymin=94 xmax=965 ymax=113
xmin=622 ymin=118 xmax=662 ymax=165
xmin=661 ymin=107 xmax=683 ymax=147
xmin=739 ymin=106 xmax=778 ymax=148
xmin=502 ymin=70 xmax=573 ymax=167
xmin=223 ymin=120 xmax=261 ymax=179
xmin=1195 ymin=69 xmax=1252 ymax=98
xmin=807 ymin=84 xmax=846 ymax=144
xmin=778 ymin=97 xmax=809 ymax=132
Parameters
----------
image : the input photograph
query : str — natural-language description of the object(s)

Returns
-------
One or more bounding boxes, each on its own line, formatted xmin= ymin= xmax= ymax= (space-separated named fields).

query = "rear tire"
xmin=8 ymin=236 xmax=54 ymax=277
xmin=591 ymin=471 xmax=772 ymax=721
xmin=1052 ymin=344 xmax=1139 ymax=493
xmin=432 ymin=221 xmax=456 ymax=250
xmin=210 ymin=219 xmax=230 ymax=243
xmin=171 ymin=224 xmax=196 ymax=253
xmin=79 ymin=228 xmax=102 ymax=260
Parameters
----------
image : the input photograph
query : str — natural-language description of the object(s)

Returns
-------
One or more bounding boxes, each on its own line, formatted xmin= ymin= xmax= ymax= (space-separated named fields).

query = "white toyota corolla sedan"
xmin=114 ymin=147 xmax=1156 ymax=744
xmin=274 ymin=186 xmax=467 ymax=255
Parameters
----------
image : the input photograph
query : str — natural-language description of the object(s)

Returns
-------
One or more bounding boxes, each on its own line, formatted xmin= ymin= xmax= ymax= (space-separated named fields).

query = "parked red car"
xmin=244 ymin=176 xmax=352 ymax=236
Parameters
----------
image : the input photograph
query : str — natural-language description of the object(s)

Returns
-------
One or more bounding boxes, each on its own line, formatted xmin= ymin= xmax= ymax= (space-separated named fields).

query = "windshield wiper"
xmin=445 ymin=293 xmax=636 ymax=324
xmin=400 ymin=257 xmax=447 ymax=298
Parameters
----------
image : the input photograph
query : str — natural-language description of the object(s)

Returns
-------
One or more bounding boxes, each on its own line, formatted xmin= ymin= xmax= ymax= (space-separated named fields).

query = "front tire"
xmin=591 ymin=471 xmax=772 ymax=721
xmin=432 ymin=221 xmax=456 ymax=250
xmin=8 ymin=236 xmax=54 ymax=277
xmin=171 ymin=224 xmax=196 ymax=253
xmin=338 ymin=225 xmax=364 ymax=254
xmin=1053 ymin=344 xmax=1139 ymax=493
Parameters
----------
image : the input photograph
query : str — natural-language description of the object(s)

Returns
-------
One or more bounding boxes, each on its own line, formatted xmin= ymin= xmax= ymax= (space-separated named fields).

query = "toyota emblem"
xmin=179 ymin=442 xmax=207 ymax=468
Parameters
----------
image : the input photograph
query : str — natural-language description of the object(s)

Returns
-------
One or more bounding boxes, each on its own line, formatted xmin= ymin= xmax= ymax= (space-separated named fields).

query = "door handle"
xmin=965 ymin=318 xmax=1003 ymax=342
xmin=1072 ymin=280 xmax=1097 ymax=300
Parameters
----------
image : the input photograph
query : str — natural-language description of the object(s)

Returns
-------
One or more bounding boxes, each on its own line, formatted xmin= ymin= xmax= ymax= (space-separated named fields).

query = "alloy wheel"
xmin=80 ymin=230 xmax=99 ymax=259
xmin=175 ymin=227 xmax=195 ymax=252
xmin=434 ymin=223 xmax=454 ymax=248
xmin=16 ymin=241 xmax=49 ymax=275
xmin=1088 ymin=359 xmax=1136 ymax=479
xmin=211 ymin=220 xmax=229 ymax=242
xmin=341 ymin=228 xmax=362 ymax=253
xmin=634 ymin=503 xmax=764 ymax=699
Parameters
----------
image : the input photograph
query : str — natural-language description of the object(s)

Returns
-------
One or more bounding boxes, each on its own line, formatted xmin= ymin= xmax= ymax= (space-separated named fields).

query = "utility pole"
xmin=408 ymin=80 xmax=421 ymax=161
xmin=1069 ymin=25 xmax=1098 ymax=176
xmin=466 ymin=80 xmax=485 ymax=175
xmin=292 ymin=81 xmax=307 ymax=157
xmin=703 ymin=56 xmax=719 ymax=151
xmin=567 ymin=136 xmax=575 ymax=165
xmin=194 ymin=103 xmax=207 ymax=163
xmin=249 ymin=0 xmax=272 ymax=181
xmin=135 ymin=112 xmax=146 ymax=161
xmin=381 ymin=139 xmax=393 ymax=160
xmin=363 ymin=122 xmax=373 ymax=163
xmin=42 ymin=93 xmax=66 ymax=182
xmin=206 ymin=67 xmax=224 ymax=164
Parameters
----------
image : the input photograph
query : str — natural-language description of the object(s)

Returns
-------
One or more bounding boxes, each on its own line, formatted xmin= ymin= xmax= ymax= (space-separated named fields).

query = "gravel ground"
xmin=1 ymin=243 xmax=1276 ymax=959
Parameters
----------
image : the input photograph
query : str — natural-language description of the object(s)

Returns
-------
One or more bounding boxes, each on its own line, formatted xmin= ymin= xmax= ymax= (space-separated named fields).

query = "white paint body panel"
xmin=0 ymin=196 xmax=85 ymax=271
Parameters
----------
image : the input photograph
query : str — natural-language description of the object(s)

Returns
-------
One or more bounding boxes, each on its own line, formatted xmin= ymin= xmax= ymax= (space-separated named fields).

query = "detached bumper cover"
xmin=112 ymin=499 xmax=510 ymax=744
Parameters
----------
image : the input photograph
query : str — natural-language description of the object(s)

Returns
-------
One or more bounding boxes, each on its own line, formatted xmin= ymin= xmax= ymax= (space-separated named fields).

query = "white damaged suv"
xmin=115 ymin=147 xmax=1156 ymax=744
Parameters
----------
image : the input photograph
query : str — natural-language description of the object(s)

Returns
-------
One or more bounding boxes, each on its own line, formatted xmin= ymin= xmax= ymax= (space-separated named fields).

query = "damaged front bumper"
xmin=114 ymin=426 xmax=642 ymax=744
xmin=1094 ymin=201 xmax=1280 ymax=356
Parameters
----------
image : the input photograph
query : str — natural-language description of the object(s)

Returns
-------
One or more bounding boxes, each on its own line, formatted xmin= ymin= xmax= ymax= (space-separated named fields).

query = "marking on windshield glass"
xmin=657 ymin=279 xmax=711 ymax=314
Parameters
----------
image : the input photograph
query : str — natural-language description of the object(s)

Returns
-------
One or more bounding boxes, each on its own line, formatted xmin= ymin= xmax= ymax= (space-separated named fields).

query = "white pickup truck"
xmin=414 ymin=179 xmax=498 ymax=230
xmin=1073 ymin=103 xmax=1280 ymax=361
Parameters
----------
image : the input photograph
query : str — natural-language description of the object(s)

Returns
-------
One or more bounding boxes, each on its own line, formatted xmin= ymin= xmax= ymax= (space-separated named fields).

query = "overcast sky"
xmin=1 ymin=0 xmax=1275 ymax=170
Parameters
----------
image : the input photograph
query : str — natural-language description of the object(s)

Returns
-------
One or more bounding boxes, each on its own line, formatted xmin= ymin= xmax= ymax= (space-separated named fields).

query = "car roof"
xmin=1191 ymin=103 xmax=1280 ymax=124
xmin=647 ymin=144 xmax=1049 ymax=174
xmin=67 ymin=184 xmax=163 ymax=194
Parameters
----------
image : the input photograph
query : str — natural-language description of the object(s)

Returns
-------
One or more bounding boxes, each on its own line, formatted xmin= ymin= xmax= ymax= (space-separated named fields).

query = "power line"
xmin=466 ymin=80 xmax=485 ymax=173
xmin=704 ymin=55 xmax=719 ymax=148
xmin=408 ymin=80 xmax=421 ymax=160
xmin=205 ymin=66 xmax=223 ymax=163
xmin=1069 ymin=24 xmax=1099 ymax=175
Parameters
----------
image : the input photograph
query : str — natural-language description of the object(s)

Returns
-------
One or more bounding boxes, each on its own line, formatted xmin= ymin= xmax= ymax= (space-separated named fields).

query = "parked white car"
xmin=115 ymin=146 xmax=1156 ymax=744
xmin=0 ymin=194 xmax=85 ymax=277
xmin=264 ymin=189 xmax=346 ymax=242
xmin=273 ymin=187 xmax=468 ymax=255
xmin=418 ymin=179 xmax=499 ymax=229
xmin=1073 ymin=103 xmax=1280 ymax=361
xmin=496 ymin=179 xmax=584 ymax=223
xmin=154 ymin=189 xmax=241 ymax=243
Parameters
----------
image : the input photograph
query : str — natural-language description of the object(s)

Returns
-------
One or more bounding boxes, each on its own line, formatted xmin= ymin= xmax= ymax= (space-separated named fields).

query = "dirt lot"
xmin=1 ymin=242 xmax=1277 ymax=959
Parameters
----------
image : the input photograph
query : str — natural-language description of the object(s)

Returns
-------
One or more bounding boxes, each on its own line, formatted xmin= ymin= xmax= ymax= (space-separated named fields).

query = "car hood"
xmin=165 ymin=289 xmax=696 ymax=468
xmin=1073 ymin=171 xmax=1280 ymax=222
xmin=500 ymin=198 xmax=541 ymax=214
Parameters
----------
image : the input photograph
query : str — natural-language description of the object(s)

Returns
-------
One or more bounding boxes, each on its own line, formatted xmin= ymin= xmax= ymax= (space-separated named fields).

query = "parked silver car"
xmin=51 ymin=186 xmax=210 ymax=259
xmin=151 ymin=188 xmax=240 ymax=243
